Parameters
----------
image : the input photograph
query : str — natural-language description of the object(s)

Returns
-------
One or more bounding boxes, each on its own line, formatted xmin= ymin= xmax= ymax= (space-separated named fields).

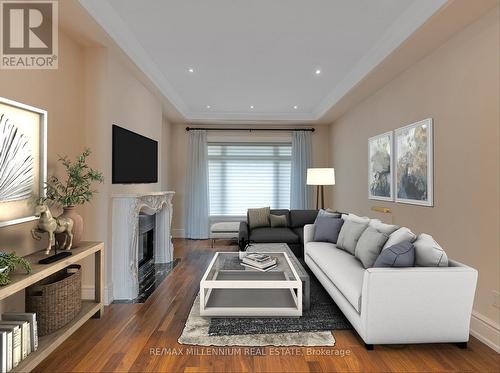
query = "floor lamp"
xmin=307 ymin=168 xmax=335 ymax=209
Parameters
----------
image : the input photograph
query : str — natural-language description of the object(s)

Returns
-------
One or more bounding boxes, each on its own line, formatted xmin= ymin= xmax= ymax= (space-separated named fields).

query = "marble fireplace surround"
xmin=112 ymin=191 xmax=175 ymax=300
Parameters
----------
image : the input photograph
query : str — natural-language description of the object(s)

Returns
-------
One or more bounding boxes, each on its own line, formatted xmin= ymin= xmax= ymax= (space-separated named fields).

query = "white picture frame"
xmin=368 ymin=131 xmax=393 ymax=201
xmin=394 ymin=118 xmax=433 ymax=207
xmin=0 ymin=96 xmax=47 ymax=227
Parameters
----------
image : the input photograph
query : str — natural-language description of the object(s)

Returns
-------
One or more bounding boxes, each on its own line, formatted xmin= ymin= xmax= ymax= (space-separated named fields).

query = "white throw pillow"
xmin=383 ymin=227 xmax=416 ymax=250
xmin=413 ymin=234 xmax=448 ymax=267
xmin=342 ymin=213 xmax=370 ymax=224
xmin=369 ymin=219 xmax=399 ymax=235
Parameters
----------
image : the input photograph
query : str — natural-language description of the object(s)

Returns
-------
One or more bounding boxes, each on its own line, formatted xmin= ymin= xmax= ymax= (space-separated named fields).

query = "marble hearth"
xmin=112 ymin=191 xmax=175 ymax=300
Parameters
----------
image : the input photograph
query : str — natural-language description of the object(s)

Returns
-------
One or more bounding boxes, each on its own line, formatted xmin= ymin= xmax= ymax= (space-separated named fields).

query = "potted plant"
xmin=45 ymin=148 xmax=104 ymax=247
xmin=0 ymin=253 xmax=32 ymax=286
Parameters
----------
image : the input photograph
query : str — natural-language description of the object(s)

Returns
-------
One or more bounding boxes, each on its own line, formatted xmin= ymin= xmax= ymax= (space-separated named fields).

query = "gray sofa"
xmin=238 ymin=209 xmax=318 ymax=257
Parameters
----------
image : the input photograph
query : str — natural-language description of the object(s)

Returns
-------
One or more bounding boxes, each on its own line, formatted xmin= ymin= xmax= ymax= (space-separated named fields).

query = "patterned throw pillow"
xmin=374 ymin=240 xmax=415 ymax=267
xmin=247 ymin=207 xmax=270 ymax=230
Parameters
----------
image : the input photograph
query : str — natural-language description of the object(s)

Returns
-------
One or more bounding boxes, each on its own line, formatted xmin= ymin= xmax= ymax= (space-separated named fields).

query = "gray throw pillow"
xmin=313 ymin=217 xmax=344 ymax=244
xmin=270 ymin=214 xmax=287 ymax=228
xmin=374 ymin=240 xmax=415 ymax=267
xmin=248 ymin=207 xmax=270 ymax=230
xmin=383 ymin=227 xmax=417 ymax=250
xmin=336 ymin=220 xmax=368 ymax=255
xmin=354 ymin=227 xmax=389 ymax=268
xmin=314 ymin=209 xmax=341 ymax=224
xmin=413 ymin=234 xmax=448 ymax=267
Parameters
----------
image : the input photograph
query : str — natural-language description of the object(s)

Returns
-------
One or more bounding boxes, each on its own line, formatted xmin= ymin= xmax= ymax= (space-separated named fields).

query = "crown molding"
xmin=312 ymin=0 xmax=449 ymax=119
xmin=79 ymin=0 xmax=447 ymax=123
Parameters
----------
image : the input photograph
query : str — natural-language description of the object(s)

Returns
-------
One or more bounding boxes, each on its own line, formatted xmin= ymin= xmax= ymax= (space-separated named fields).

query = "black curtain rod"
xmin=185 ymin=127 xmax=315 ymax=132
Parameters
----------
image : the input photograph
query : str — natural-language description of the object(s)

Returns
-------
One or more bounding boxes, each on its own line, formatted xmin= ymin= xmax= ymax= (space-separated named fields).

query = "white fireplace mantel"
xmin=111 ymin=191 xmax=175 ymax=300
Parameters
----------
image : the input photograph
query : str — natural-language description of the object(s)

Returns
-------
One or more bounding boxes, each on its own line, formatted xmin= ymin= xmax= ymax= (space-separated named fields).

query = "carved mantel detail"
xmin=112 ymin=191 xmax=175 ymax=300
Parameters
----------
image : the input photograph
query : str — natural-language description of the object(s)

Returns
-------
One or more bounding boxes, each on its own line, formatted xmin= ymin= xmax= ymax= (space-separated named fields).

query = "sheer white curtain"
xmin=185 ymin=130 xmax=209 ymax=239
xmin=290 ymin=131 xmax=313 ymax=209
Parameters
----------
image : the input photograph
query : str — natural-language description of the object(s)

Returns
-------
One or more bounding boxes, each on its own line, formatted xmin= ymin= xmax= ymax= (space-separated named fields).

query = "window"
xmin=208 ymin=143 xmax=291 ymax=216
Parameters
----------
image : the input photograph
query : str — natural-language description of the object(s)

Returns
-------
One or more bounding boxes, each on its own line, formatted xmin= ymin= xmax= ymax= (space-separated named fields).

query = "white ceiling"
xmin=80 ymin=0 xmax=447 ymax=122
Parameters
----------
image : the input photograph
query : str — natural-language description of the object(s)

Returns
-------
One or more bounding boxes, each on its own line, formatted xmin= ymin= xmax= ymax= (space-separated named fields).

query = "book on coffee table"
xmin=240 ymin=262 xmax=278 ymax=272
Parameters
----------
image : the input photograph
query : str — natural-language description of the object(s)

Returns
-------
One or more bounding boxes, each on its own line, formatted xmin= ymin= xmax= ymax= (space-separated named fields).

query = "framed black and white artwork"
xmin=368 ymin=131 xmax=393 ymax=201
xmin=395 ymin=118 xmax=433 ymax=206
xmin=0 ymin=97 xmax=47 ymax=227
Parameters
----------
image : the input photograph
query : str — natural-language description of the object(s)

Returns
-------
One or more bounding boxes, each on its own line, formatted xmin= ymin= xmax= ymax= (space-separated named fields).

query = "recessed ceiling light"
xmin=188 ymin=67 xmax=194 ymax=73
xmin=293 ymin=105 xmax=298 ymax=110
xmin=206 ymin=105 xmax=211 ymax=109
xmin=315 ymin=69 xmax=321 ymax=75
xmin=250 ymin=105 xmax=254 ymax=109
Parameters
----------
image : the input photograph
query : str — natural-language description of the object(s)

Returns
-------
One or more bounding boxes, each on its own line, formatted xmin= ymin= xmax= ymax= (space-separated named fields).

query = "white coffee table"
xmin=200 ymin=251 xmax=302 ymax=317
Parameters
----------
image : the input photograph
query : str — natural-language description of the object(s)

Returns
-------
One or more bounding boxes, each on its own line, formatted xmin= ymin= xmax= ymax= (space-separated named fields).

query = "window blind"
xmin=208 ymin=143 xmax=291 ymax=216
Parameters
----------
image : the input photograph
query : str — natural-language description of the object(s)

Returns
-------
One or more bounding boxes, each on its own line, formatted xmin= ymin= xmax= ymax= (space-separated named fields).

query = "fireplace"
xmin=138 ymin=213 xmax=155 ymax=268
xmin=111 ymin=191 xmax=175 ymax=301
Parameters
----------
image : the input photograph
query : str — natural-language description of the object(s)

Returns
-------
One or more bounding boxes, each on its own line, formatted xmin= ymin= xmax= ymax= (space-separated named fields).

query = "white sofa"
xmin=303 ymin=223 xmax=478 ymax=348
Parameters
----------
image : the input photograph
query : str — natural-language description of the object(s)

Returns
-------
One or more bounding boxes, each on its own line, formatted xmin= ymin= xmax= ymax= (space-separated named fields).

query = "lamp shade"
xmin=307 ymin=168 xmax=335 ymax=185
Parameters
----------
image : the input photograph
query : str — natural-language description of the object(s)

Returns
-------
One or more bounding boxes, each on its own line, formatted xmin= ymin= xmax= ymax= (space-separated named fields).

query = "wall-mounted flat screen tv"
xmin=112 ymin=125 xmax=158 ymax=184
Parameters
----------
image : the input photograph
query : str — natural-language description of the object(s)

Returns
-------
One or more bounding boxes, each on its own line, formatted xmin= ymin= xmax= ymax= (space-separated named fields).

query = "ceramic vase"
xmin=57 ymin=206 xmax=83 ymax=247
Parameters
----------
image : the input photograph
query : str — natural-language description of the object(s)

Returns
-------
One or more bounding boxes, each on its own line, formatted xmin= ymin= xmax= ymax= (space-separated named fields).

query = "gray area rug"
xmin=178 ymin=294 xmax=336 ymax=346
xmin=208 ymin=263 xmax=352 ymax=336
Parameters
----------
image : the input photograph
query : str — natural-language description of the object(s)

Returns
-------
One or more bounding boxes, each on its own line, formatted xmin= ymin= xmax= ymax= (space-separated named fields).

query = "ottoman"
xmin=210 ymin=222 xmax=240 ymax=247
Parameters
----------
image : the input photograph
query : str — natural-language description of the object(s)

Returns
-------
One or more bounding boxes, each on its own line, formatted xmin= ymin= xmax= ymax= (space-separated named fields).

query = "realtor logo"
xmin=0 ymin=0 xmax=58 ymax=69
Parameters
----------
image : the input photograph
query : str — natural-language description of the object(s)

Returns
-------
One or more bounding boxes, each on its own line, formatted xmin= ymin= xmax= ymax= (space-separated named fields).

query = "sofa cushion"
xmin=369 ymin=219 xmax=399 ymax=235
xmin=248 ymin=207 xmax=270 ymax=229
xmin=337 ymin=220 xmax=368 ymax=255
xmin=270 ymin=214 xmax=287 ymax=228
xmin=313 ymin=217 xmax=344 ymax=244
xmin=249 ymin=227 xmax=299 ymax=244
xmin=290 ymin=210 xmax=318 ymax=228
xmin=374 ymin=240 xmax=415 ymax=267
xmin=292 ymin=227 xmax=304 ymax=244
xmin=383 ymin=227 xmax=416 ymax=250
xmin=355 ymin=227 xmax=389 ymax=268
xmin=306 ymin=243 xmax=365 ymax=312
xmin=342 ymin=213 xmax=370 ymax=224
xmin=413 ymin=234 xmax=448 ymax=267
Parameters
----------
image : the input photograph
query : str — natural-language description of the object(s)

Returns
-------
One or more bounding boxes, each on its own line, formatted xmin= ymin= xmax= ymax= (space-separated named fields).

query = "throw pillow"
xmin=313 ymin=217 xmax=344 ymax=244
xmin=369 ymin=219 xmax=399 ymax=235
xmin=354 ymin=227 xmax=389 ymax=268
xmin=336 ymin=220 xmax=368 ymax=255
xmin=413 ymin=234 xmax=449 ymax=267
xmin=342 ymin=213 xmax=370 ymax=224
xmin=374 ymin=240 xmax=415 ymax=267
xmin=382 ymin=227 xmax=417 ymax=250
xmin=247 ymin=207 xmax=270 ymax=230
xmin=269 ymin=214 xmax=287 ymax=228
xmin=314 ymin=209 xmax=341 ymax=224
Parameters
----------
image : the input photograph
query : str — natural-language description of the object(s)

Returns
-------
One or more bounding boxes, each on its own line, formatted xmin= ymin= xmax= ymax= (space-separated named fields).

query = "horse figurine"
xmin=31 ymin=203 xmax=74 ymax=254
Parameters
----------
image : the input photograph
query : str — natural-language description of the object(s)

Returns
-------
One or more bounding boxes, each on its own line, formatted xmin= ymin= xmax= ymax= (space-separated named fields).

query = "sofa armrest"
xmin=238 ymin=221 xmax=249 ymax=248
xmin=303 ymin=224 xmax=315 ymax=246
xmin=360 ymin=263 xmax=478 ymax=344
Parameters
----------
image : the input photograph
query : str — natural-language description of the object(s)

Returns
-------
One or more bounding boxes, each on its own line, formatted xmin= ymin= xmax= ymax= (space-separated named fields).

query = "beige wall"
xmin=329 ymin=7 xmax=499 ymax=323
xmin=168 ymin=123 xmax=331 ymax=237
xmin=0 ymin=30 xmax=171 ymax=305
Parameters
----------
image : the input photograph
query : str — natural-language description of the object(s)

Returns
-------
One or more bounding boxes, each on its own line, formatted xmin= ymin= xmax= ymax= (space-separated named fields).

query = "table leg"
xmin=303 ymin=277 xmax=310 ymax=311
xmin=93 ymin=248 xmax=104 ymax=318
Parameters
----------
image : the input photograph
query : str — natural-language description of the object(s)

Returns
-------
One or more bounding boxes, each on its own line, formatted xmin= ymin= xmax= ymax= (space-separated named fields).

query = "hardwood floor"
xmin=36 ymin=239 xmax=499 ymax=372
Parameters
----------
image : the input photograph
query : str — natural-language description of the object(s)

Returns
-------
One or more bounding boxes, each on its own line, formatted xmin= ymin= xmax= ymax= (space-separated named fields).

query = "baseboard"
xmin=81 ymin=285 xmax=114 ymax=305
xmin=172 ymin=229 xmax=185 ymax=238
xmin=470 ymin=311 xmax=500 ymax=353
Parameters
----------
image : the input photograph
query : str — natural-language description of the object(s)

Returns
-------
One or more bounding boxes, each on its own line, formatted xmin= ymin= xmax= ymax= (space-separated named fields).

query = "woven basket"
xmin=26 ymin=265 xmax=82 ymax=336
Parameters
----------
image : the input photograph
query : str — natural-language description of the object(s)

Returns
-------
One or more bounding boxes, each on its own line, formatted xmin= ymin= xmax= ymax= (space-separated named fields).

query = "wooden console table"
xmin=0 ymin=241 xmax=104 ymax=372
